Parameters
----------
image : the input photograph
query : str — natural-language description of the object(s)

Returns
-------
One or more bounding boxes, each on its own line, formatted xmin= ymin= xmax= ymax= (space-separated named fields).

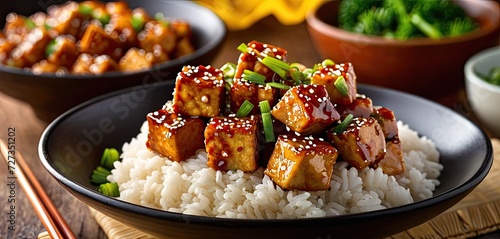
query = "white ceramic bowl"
xmin=465 ymin=46 xmax=500 ymax=138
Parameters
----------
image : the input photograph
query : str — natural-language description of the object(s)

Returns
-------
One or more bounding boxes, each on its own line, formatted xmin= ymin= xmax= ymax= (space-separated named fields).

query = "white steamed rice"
xmin=108 ymin=121 xmax=443 ymax=219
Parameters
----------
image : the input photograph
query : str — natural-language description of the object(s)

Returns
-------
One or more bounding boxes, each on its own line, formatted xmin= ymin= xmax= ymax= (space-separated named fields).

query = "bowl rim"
xmin=465 ymin=46 xmax=500 ymax=93
xmin=0 ymin=0 xmax=226 ymax=79
xmin=37 ymin=81 xmax=494 ymax=227
xmin=306 ymin=0 xmax=500 ymax=47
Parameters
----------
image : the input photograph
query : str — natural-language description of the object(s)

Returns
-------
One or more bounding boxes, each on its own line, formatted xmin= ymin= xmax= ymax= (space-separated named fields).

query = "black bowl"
xmin=39 ymin=81 xmax=493 ymax=239
xmin=0 ymin=0 xmax=226 ymax=122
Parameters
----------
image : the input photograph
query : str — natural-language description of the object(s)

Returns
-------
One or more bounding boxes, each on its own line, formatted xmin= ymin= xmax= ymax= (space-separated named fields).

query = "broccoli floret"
xmin=337 ymin=0 xmax=479 ymax=39
xmin=338 ymin=0 xmax=381 ymax=31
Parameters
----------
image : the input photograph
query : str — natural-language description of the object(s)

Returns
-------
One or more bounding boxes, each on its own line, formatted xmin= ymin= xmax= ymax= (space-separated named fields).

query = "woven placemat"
xmin=90 ymin=138 xmax=500 ymax=239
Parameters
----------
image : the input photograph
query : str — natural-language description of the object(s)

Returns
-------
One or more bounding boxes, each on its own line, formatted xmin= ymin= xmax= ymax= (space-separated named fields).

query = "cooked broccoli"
xmin=338 ymin=0 xmax=479 ymax=40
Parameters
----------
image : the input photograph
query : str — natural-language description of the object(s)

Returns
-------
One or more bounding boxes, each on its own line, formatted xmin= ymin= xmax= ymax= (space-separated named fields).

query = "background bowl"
xmin=39 ymin=81 xmax=493 ymax=239
xmin=306 ymin=0 xmax=500 ymax=102
xmin=465 ymin=46 xmax=500 ymax=138
xmin=0 ymin=0 xmax=226 ymax=122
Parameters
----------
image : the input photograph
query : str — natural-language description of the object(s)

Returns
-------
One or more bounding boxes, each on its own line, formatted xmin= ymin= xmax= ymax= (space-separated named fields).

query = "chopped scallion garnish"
xmin=221 ymin=62 xmax=237 ymax=79
xmin=98 ymin=182 xmax=120 ymax=197
xmin=91 ymin=166 xmax=111 ymax=184
xmin=261 ymin=112 xmax=275 ymax=142
xmin=259 ymin=100 xmax=271 ymax=113
xmin=243 ymin=70 xmax=266 ymax=85
xmin=261 ymin=56 xmax=289 ymax=79
xmin=237 ymin=43 xmax=248 ymax=53
xmin=289 ymin=66 xmax=306 ymax=84
xmin=334 ymin=75 xmax=349 ymax=96
xmin=101 ymin=148 xmax=120 ymax=170
xmin=130 ymin=16 xmax=145 ymax=32
xmin=266 ymin=82 xmax=291 ymax=90
xmin=321 ymin=59 xmax=335 ymax=67
xmin=333 ymin=114 xmax=354 ymax=134
xmin=45 ymin=39 xmax=58 ymax=58
xmin=236 ymin=100 xmax=254 ymax=117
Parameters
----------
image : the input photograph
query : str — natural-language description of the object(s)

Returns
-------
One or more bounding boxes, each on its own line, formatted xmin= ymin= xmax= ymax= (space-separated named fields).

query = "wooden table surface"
xmin=0 ymin=15 xmax=481 ymax=239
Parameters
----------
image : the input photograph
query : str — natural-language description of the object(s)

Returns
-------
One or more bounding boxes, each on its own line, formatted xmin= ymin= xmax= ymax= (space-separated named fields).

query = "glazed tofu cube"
xmin=138 ymin=20 xmax=176 ymax=54
xmin=264 ymin=135 xmax=338 ymax=191
xmin=172 ymin=65 xmax=225 ymax=117
xmin=72 ymin=53 xmax=119 ymax=74
xmin=32 ymin=60 xmax=68 ymax=75
xmin=46 ymin=2 xmax=86 ymax=37
xmin=372 ymin=107 xmax=399 ymax=140
xmin=271 ymin=84 xmax=340 ymax=135
xmin=46 ymin=35 xmax=79 ymax=69
xmin=230 ymin=79 xmax=276 ymax=115
xmin=3 ymin=13 xmax=32 ymax=38
xmin=105 ymin=13 xmax=137 ymax=47
xmin=234 ymin=40 xmax=287 ymax=82
xmin=119 ymin=48 xmax=153 ymax=72
xmin=204 ymin=116 xmax=259 ymax=172
xmin=105 ymin=1 xmax=132 ymax=15
xmin=146 ymin=109 xmax=205 ymax=162
xmin=311 ymin=62 xmax=357 ymax=106
xmin=175 ymin=37 xmax=195 ymax=58
xmin=7 ymin=27 xmax=52 ymax=68
xmin=79 ymin=22 xmax=123 ymax=60
xmin=336 ymin=95 xmax=373 ymax=119
xmin=375 ymin=138 xmax=405 ymax=175
xmin=327 ymin=117 xmax=386 ymax=170
xmin=0 ymin=35 xmax=16 ymax=64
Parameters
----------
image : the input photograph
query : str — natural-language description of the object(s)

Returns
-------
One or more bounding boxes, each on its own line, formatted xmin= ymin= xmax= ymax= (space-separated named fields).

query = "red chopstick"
xmin=0 ymin=139 xmax=76 ymax=239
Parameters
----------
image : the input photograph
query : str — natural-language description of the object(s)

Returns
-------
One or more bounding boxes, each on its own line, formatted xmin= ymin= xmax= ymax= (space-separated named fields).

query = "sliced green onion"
xmin=259 ymin=100 xmax=271 ymax=113
xmin=154 ymin=12 xmax=165 ymax=21
xmin=266 ymin=82 xmax=291 ymax=90
xmin=261 ymin=56 xmax=289 ymax=79
xmin=24 ymin=18 xmax=36 ymax=30
xmin=333 ymin=114 xmax=354 ymax=134
xmin=221 ymin=62 xmax=236 ymax=79
xmin=243 ymin=69 xmax=266 ymax=85
xmin=289 ymin=66 xmax=306 ymax=84
xmin=45 ymin=39 xmax=58 ymax=58
xmin=236 ymin=100 xmax=254 ymax=117
xmin=334 ymin=75 xmax=349 ymax=96
xmin=93 ymin=11 xmax=111 ymax=25
xmin=91 ymin=166 xmax=111 ymax=184
xmin=130 ymin=16 xmax=145 ymax=32
xmin=98 ymin=182 xmax=120 ymax=197
xmin=101 ymin=148 xmax=120 ymax=170
xmin=303 ymin=68 xmax=314 ymax=80
xmin=321 ymin=59 xmax=335 ymax=67
xmin=78 ymin=4 xmax=93 ymax=16
xmin=261 ymin=112 xmax=275 ymax=142
xmin=237 ymin=43 xmax=248 ymax=54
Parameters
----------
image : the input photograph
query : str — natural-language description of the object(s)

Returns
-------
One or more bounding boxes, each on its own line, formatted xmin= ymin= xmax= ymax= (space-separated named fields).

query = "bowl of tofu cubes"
xmin=0 ymin=0 xmax=225 ymax=122
xmin=39 ymin=41 xmax=493 ymax=239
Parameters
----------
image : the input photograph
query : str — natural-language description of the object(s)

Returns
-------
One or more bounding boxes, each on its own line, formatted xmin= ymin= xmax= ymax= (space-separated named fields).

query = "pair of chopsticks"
xmin=0 ymin=139 xmax=76 ymax=239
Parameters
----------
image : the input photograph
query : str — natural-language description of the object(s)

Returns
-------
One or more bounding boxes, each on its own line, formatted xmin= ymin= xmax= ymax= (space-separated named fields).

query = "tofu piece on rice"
xmin=327 ymin=117 xmax=386 ymax=170
xmin=204 ymin=115 xmax=259 ymax=172
xmin=271 ymin=84 xmax=340 ymax=135
xmin=146 ymin=109 xmax=205 ymax=162
xmin=172 ymin=65 xmax=225 ymax=117
xmin=375 ymin=138 xmax=405 ymax=175
xmin=234 ymin=40 xmax=287 ymax=82
xmin=230 ymin=78 xmax=276 ymax=114
xmin=311 ymin=62 xmax=357 ymax=106
xmin=371 ymin=107 xmax=405 ymax=175
xmin=264 ymin=135 xmax=338 ymax=191
xmin=336 ymin=95 xmax=373 ymax=119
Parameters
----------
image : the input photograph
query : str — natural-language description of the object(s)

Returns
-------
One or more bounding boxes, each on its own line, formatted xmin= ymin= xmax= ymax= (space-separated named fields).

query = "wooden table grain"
xmin=0 ymin=15 xmax=474 ymax=239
